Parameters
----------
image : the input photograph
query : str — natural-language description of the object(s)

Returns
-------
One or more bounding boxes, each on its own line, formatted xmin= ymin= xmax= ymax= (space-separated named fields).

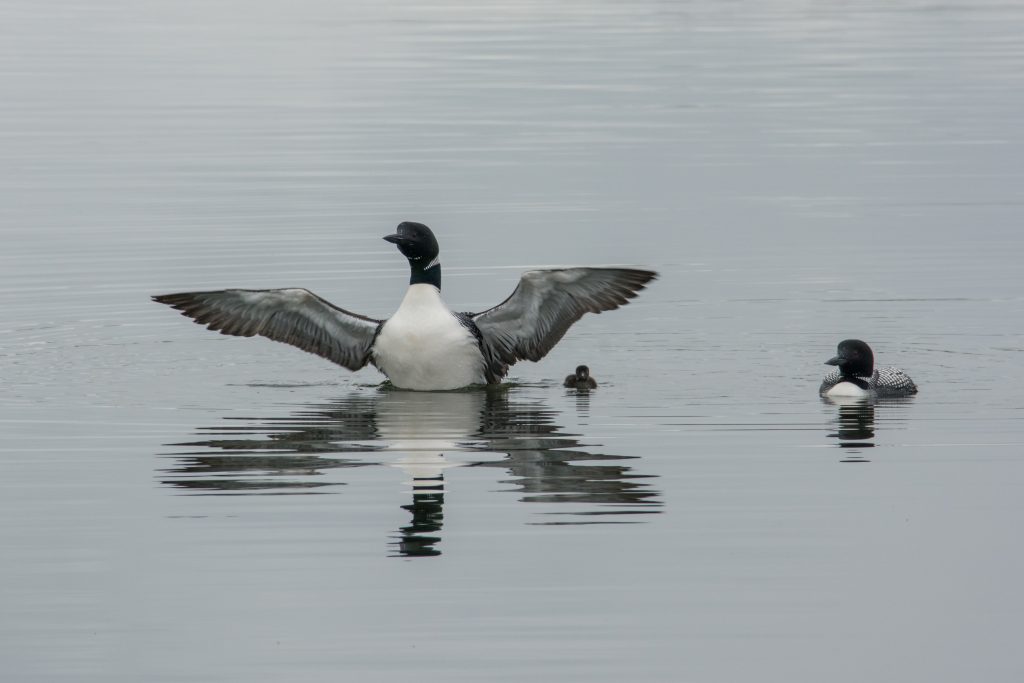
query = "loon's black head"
xmin=384 ymin=221 xmax=439 ymax=263
xmin=384 ymin=221 xmax=441 ymax=287
xmin=575 ymin=365 xmax=590 ymax=381
xmin=825 ymin=339 xmax=874 ymax=378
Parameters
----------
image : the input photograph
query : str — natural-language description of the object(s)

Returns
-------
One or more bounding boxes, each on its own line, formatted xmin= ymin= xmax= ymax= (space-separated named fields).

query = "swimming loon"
xmin=819 ymin=339 xmax=918 ymax=398
xmin=154 ymin=221 xmax=656 ymax=391
xmin=564 ymin=365 xmax=597 ymax=390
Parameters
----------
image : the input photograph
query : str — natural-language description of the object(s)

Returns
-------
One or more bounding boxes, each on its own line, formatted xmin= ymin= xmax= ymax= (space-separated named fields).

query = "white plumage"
xmin=822 ymin=377 xmax=871 ymax=398
xmin=372 ymin=284 xmax=484 ymax=390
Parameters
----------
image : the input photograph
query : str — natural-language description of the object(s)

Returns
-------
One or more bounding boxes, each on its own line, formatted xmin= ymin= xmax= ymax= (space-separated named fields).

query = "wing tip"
xmin=624 ymin=268 xmax=658 ymax=287
xmin=153 ymin=292 xmax=199 ymax=308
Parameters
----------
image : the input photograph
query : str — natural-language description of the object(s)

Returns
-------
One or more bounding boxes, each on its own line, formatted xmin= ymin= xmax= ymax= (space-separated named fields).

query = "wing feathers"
xmin=153 ymin=289 xmax=381 ymax=371
xmin=470 ymin=267 xmax=656 ymax=381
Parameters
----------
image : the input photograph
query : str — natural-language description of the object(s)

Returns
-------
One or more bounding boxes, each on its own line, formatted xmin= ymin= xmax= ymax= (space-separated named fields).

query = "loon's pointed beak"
xmin=383 ymin=233 xmax=413 ymax=246
xmin=825 ymin=355 xmax=842 ymax=366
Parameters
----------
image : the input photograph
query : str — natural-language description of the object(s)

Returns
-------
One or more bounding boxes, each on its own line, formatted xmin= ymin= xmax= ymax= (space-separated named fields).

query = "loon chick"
xmin=154 ymin=221 xmax=656 ymax=391
xmin=819 ymin=339 xmax=918 ymax=398
xmin=564 ymin=365 xmax=597 ymax=390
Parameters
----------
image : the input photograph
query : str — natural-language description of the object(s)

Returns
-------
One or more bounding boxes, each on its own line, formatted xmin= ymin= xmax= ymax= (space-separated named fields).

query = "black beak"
xmin=383 ymin=233 xmax=414 ymax=246
xmin=825 ymin=355 xmax=842 ymax=366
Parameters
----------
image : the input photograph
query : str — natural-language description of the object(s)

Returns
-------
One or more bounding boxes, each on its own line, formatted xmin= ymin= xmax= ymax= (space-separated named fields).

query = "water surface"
xmin=2 ymin=1 xmax=1024 ymax=681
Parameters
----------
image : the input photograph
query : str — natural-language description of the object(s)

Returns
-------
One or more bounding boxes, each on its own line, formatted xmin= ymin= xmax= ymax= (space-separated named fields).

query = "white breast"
xmin=372 ymin=284 xmax=485 ymax=390
xmin=824 ymin=381 xmax=870 ymax=398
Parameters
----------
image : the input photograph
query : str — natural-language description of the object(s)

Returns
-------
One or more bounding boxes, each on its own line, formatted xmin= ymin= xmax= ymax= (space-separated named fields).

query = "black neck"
xmin=840 ymin=372 xmax=871 ymax=390
xmin=409 ymin=258 xmax=441 ymax=288
xmin=840 ymin=365 xmax=872 ymax=380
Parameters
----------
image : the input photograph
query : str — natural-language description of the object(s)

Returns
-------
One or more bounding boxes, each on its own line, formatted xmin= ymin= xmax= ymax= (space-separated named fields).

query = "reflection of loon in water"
xmin=160 ymin=388 xmax=661 ymax=557
xmin=826 ymin=397 xmax=876 ymax=443
xmin=822 ymin=395 xmax=915 ymax=464
xmin=824 ymin=396 xmax=876 ymax=463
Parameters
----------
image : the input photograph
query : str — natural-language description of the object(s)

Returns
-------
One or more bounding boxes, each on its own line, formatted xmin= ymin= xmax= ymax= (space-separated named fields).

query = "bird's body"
xmin=564 ymin=365 xmax=597 ymax=390
xmin=819 ymin=339 xmax=917 ymax=398
xmin=372 ymin=284 xmax=484 ymax=390
xmin=154 ymin=222 xmax=656 ymax=391
xmin=820 ymin=372 xmax=871 ymax=398
xmin=820 ymin=367 xmax=918 ymax=398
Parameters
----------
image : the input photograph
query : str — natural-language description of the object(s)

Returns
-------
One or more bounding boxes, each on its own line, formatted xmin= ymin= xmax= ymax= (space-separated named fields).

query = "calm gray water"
xmin=2 ymin=0 xmax=1024 ymax=680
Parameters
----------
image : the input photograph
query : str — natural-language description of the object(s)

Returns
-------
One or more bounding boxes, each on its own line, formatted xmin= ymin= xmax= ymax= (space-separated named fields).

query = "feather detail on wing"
xmin=819 ymin=367 xmax=918 ymax=397
xmin=153 ymin=288 xmax=381 ymax=371
xmin=819 ymin=368 xmax=845 ymax=396
xmin=875 ymin=366 xmax=918 ymax=396
xmin=468 ymin=267 xmax=657 ymax=382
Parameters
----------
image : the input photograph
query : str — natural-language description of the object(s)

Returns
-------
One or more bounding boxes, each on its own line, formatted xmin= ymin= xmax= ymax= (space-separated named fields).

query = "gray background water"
xmin=2 ymin=0 xmax=1023 ymax=680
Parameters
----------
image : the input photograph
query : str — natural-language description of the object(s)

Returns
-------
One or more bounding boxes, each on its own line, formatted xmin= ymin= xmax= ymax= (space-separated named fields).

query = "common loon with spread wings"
xmin=154 ymin=221 xmax=657 ymax=391
xmin=819 ymin=339 xmax=918 ymax=398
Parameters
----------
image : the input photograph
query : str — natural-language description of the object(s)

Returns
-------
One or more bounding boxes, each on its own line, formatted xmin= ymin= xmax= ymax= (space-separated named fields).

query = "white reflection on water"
xmin=823 ymin=396 xmax=918 ymax=463
xmin=160 ymin=386 xmax=662 ymax=557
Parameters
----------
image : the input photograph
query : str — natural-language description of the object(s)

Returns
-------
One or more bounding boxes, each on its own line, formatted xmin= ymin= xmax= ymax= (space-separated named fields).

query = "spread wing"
xmin=153 ymin=288 xmax=382 ymax=371
xmin=469 ymin=268 xmax=656 ymax=382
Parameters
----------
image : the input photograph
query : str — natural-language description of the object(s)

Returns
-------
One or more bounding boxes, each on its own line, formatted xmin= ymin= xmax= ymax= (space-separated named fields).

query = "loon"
xmin=154 ymin=221 xmax=656 ymax=391
xmin=564 ymin=365 xmax=597 ymax=390
xmin=819 ymin=339 xmax=918 ymax=398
